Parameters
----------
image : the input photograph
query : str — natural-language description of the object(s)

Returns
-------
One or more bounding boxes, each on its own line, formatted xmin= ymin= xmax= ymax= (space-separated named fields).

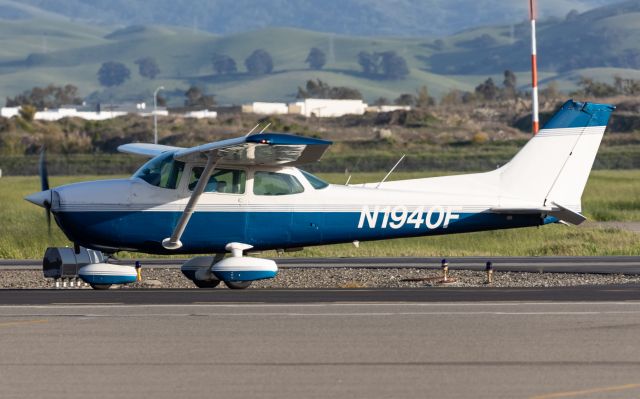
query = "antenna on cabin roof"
xmin=344 ymin=168 xmax=352 ymax=185
xmin=244 ymin=123 xmax=260 ymax=137
xmin=257 ymin=123 xmax=271 ymax=134
xmin=376 ymin=154 xmax=405 ymax=189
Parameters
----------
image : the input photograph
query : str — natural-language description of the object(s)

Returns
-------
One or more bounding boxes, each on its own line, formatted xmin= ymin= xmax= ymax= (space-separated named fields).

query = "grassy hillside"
xmin=0 ymin=1 xmax=639 ymax=104
xmin=18 ymin=0 xmax=614 ymax=37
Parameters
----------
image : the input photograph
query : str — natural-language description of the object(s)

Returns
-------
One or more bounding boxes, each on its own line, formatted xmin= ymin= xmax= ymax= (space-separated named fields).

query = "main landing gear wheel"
xmin=193 ymin=280 xmax=221 ymax=289
xmin=224 ymin=280 xmax=252 ymax=289
xmin=90 ymin=284 xmax=112 ymax=290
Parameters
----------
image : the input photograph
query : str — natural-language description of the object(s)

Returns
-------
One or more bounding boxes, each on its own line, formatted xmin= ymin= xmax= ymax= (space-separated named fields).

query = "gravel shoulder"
xmin=2 ymin=268 xmax=640 ymax=289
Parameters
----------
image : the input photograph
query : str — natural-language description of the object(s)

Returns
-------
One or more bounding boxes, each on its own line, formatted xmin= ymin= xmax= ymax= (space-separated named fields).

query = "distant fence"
xmin=0 ymin=154 xmax=142 ymax=176
xmin=0 ymin=146 xmax=638 ymax=176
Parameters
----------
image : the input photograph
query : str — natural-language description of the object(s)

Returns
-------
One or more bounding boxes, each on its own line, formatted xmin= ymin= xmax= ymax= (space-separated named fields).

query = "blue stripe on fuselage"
xmin=53 ymin=210 xmax=551 ymax=254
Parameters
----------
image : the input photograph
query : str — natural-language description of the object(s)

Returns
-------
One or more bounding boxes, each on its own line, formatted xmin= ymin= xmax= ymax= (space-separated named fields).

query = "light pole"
xmin=153 ymin=86 xmax=165 ymax=144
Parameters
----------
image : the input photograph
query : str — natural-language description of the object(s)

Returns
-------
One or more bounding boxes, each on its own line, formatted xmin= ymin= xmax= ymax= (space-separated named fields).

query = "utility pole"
xmin=153 ymin=86 xmax=165 ymax=144
xmin=529 ymin=0 xmax=539 ymax=134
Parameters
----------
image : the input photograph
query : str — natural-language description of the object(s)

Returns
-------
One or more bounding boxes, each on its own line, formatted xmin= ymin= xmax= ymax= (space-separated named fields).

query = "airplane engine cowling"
xmin=78 ymin=263 xmax=137 ymax=285
xmin=212 ymin=257 xmax=277 ymax=281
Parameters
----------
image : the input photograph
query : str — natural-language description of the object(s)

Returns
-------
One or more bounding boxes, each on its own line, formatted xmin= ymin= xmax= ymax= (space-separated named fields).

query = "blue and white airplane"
xmin=26 ymin=100 xmax=614 ymax=289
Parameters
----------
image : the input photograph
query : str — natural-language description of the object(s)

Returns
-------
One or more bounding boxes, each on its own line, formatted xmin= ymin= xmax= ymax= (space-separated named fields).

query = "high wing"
xmin=118 ymin=143 xmax=183 ymax=157
xmin=158 ymin=132 xmax=332 ymax=250
xmin=173 ymin=133 xmax=332 ymax=165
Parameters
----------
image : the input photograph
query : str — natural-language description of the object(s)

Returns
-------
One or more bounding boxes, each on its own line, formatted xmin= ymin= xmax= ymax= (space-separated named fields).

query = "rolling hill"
xmin=0 ymin=0 xmax=638 ymax=105
xmin=17 ymin=0 xmax=616 ymax=37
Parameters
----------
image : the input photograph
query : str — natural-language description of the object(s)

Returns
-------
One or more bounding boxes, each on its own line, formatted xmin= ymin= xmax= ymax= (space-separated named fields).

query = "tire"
xmin=224 ymin=280 xmax=252 ymax=290
xmin=193 ymin=280 xmax=221 ymax=289
xmin=90 ymin=284 xmax=112 ymax=290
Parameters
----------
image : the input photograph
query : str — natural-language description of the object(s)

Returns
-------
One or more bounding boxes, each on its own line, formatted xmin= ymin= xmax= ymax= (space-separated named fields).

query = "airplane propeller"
xmin=38 ymin=146 xmax=52 ymax=234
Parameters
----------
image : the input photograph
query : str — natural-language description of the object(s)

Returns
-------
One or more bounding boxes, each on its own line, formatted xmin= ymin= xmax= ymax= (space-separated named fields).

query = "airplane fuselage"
xmin=49 ymin=162 xmax=553 ymax=254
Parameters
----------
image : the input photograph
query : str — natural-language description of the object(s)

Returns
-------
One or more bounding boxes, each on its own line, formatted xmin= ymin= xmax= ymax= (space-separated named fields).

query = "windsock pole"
xmin=530 ymin=0 xmax=539 ymax=134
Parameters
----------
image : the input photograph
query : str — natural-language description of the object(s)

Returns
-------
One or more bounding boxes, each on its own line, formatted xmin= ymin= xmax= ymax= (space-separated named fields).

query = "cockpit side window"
xmin=189 ymin=168 xmax=246 ymax=194
xmin=253 ymin=171 xmax=305 ymax=195
xmin=133 ymin=152 xmax=184 ymax=189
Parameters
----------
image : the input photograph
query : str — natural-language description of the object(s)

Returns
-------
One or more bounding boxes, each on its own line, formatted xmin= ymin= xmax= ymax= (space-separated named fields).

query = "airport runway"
xmin=3 ymin=255 xmax=640 ymax=274
xmin=1 ymin=301 xmax=640 ymax=399
xmin=2 ymin=258 xmax=640 ymax=398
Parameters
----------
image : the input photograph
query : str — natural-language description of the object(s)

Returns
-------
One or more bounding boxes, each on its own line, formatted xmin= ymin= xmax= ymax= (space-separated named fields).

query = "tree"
xmin=575 ymin=77 xmax=617 ymax=98
xmin=475 ymin=78 xmax=498 ymax=101
xmin=212 ymin=53 xmax=237 ymax=75
xmin=614 ymin=75 xmax=640 ymax=96
xmin=394 ymin=93 xmax=416 ymax=106
xmin=184 ymin=86 xmax=215 ymax=108
xmin=18 ymin=105 xmax=36 ymax=122
xmin=503 ymin=70 xmax=517 ymax=90
xmin=440 ymin=89 xmax=464 ymax=106
xmin=380 ymin=51 xmax=410 ymax=80
xmin=357 ymin=51 xmax=379 ymax=75
xmin=503 ymin=69 xmax=517 ymax=99
xmin=97 ymin=62 xmax=131 ymax=87
xmin=296 ymin=79 xmax=361 ymax=99
xmin=374 ymin=97 xmax=389 ymax=106
xmin=415 ymin=85 xmax=433 ymax=109
xmin=305 ymin=47 xmax=326 ymax=70
xmin=357 ymin=51 xmax=409 ymax=79
xmin=135 ymin=57 xmax=160 ymax=79
xmin=6 ymin=84 xmax=82 ymax=109
xmin=245 ymin=49 xmax=273 ymax=75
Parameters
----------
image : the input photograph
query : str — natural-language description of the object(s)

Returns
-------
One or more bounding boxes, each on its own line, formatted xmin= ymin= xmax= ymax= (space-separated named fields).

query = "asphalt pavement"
xmin=0 ymin=285 xmax=640 ymax=304
xmin=1 ymin=301 xmax=640 ymax=399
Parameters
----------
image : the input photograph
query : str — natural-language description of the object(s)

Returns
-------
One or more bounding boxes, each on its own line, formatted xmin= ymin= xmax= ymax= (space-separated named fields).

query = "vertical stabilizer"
xmin=498 ymin=100 xmax=614 ymax=212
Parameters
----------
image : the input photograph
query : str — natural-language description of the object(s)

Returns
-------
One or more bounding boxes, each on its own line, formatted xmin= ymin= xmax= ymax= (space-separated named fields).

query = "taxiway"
xmin=1 ymin=301 xmax=640 ymax=398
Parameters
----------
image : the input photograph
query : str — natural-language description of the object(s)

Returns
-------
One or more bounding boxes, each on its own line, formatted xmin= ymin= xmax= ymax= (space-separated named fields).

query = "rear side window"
xmin=253 ymin=172 xmax=304 ymax=195
xmin=300 ymin=169 xmax=329 ymax=189
xmin=189 ymin=168 xmax=246 ymax=194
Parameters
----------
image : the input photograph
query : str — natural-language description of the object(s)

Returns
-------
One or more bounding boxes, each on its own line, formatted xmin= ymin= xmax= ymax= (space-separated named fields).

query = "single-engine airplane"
xmin=26 ymin=100 xmax=614 ymax=289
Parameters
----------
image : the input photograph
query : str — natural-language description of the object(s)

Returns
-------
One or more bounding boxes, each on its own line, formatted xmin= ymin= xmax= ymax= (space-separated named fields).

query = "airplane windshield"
xmin=133 ymin=152 xmax=184 ymax=189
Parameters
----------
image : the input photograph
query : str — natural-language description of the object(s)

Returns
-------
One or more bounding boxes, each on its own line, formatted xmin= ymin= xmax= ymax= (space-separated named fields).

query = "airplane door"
xmin=180 ymin=166 xmax=248 ymax=249
xmin=291 ymin=209 xmax=323 ymax=246
xmin=246 ymin=170 xmax=300 ymax=248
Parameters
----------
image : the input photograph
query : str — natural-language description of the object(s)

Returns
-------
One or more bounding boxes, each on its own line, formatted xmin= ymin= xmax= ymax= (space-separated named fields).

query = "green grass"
xmin=0 ymin=170 xmax=638 ymax=259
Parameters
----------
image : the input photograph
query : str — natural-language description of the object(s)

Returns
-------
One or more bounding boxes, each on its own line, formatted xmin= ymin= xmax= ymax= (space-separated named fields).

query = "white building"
xmin=242 ymin=102 xmax=288 ymax=115
xmin=0 ymin=107 xmax=19 ymax=118
xmin=0 ymin=103 xmax=168 ymax=121
xmin=292 ymin=99 xmax=368 ymax=118
xmin=181 ymin=109 xmax=217 ymax=119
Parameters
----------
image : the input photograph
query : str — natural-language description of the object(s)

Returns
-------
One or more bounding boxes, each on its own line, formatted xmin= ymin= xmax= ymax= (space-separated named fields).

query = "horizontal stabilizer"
xmin=491 ymin=202 xmax=586 ymax=225
xmin=549 ymin=202 xmax=587 ymax=225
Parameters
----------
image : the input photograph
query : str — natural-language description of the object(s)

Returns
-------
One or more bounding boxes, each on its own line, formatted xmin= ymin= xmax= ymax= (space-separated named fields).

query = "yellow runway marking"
xmin=530 ymin=383 xmax=640 ymax=399
xmin=0 ymin=319 xmax=48 ymax=328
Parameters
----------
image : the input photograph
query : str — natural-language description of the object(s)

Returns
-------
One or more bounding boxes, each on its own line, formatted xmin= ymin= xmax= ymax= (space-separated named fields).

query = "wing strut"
xmin=162 ymin=155 xmax=218 ymax=250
